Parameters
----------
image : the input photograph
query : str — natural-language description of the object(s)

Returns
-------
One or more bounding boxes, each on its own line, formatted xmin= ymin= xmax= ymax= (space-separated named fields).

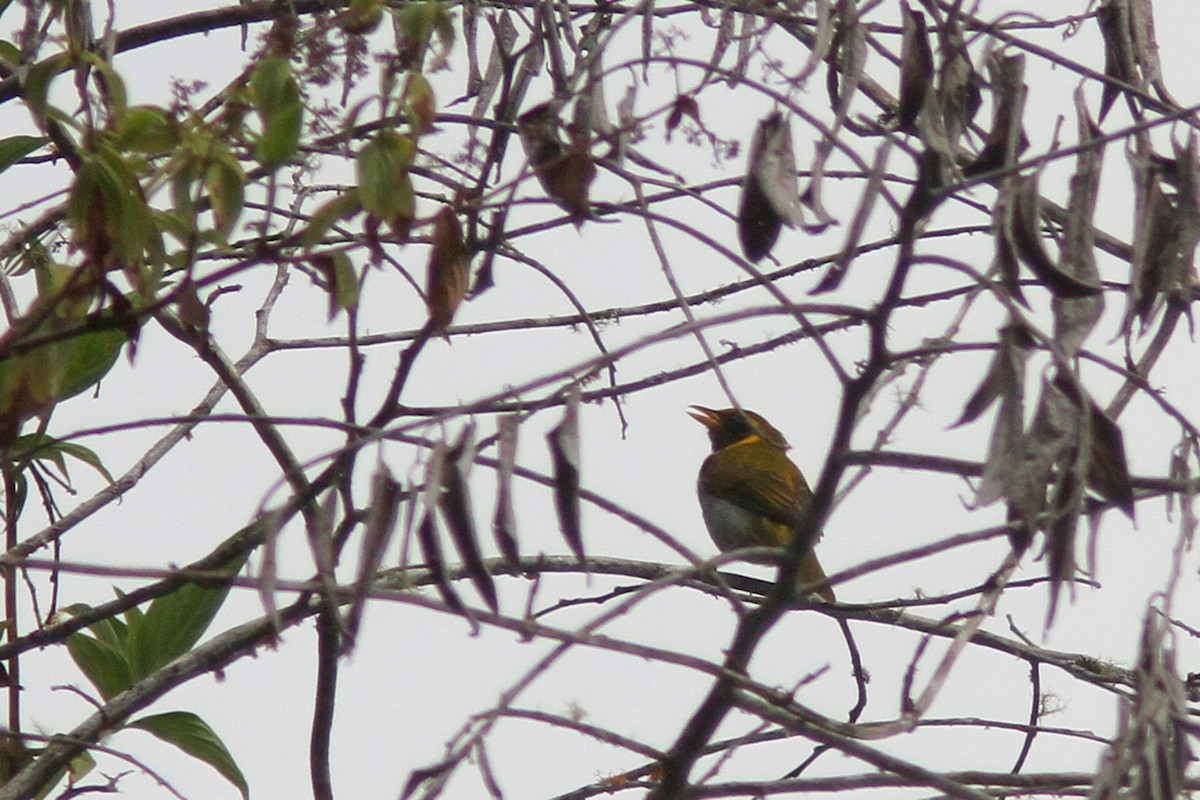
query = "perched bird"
xmin=688 ymin=406 xmax=835 ymax=602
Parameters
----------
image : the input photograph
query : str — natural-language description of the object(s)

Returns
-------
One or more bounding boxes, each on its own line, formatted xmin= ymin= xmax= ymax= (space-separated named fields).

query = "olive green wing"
xmin=699 ymin=442 xmax=811 ymax=527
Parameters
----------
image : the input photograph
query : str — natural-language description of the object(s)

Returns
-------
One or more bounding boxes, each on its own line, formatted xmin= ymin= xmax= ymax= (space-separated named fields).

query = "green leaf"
xmin=170 ymin=154 xmax=201 ymax=224
xmin=66 ymin=749 xmax=95 ymax=785
xmin=0 ymin=136 xmax=47 ymax=176
xmin=67 ymin=147 xmax=156 ymax=269
xmin=54 ymin=440 xmax=115 ymax=484
xmin=340 ymin=0 xmax=384 ymax=34
xmin=65 ymin=630 xmax=133 ymax=700
xmin=205 ymin=154 xmax=246 ymax=238
xmin=404 ymin=71 xmax=436 ymax=134
xmin=130 ymin=712 xmax=249 ymax=800
xmin=94 ymin=146 xmax=155 ymax=263
xmin=152 ymin=208 xmax=195 ymax=246
xmin=7 ymin=234 xmax=49 ymax=277
xmin=0 ymin=322 xmax=124 ymax=443
xmin=251 ymin=56 xmax=303 ymax=170
xmin=129 ymin=554 xmax=246 ymax=677
xmin=32 ymin=260 xmax=74 ymax=306
xmin=52 ymin=326 xmax=125 ymax=403
xmin=12 ymin=433 xmax=68 ymax=478
xmin=11 ymin=433 xmax=53 ymax=465
xmin=56 ymin=602 xmax=127 ymax=647
xmin=250 ymin=56 xmax=299 ymax=115
xmin=112 ymin=106 xmax=177 ymax=153
xmin=83 ymin=53 xmax=128 ymax=119
xmin=300 ymin=192 xmax=361 ymax=249
xmin=329 ymin=253 xmax=359 ymax=316
xmin=65 ymin=155 xmax=104 ymax=231
xmin=312 ymin=251 xmax=359 ymax=318
xmin=23 ymin=53 xmax=69 ymax=122
xmin=0 ymin=346 xmax=59 ymax=432
xmin=1 ymin=472 xmax=24 ymax=521
xmin=119 ymin=590 xmax=146 ymax=630
xmin=394 ymin=2 xmax=455 ymax=66
xmin=0 ymin=39 xmax=20 ymax=71
xmin=82 ymin=607 xmax=129 ymax=650
xmin=14 ymin=433 xmax=115 ymax=484
xmin=356 ymin=132 xmax=414 ymax=220
xmin=29 ymin=749 xmax=95 ymax=800
xmin=255 ymin=101 xmax=302 ymax=170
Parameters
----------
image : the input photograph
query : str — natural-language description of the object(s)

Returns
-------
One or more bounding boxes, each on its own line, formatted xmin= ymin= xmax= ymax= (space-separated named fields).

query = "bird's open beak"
xmin=687 ymin=405 xmax=720 ymax=428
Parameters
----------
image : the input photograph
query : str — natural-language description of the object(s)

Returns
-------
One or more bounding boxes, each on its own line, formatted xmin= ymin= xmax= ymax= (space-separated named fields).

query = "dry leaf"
xmin=965 ymin=54 xmax=1027 ymax=178
xmin=518 ymin=102 xmax=595 ymax=224
xmin=738 ymin=112 xmax=799 ymax=261
xmin=973 ymin=326 xmax=1034 ymax=550
xmin=954 ymin=323 xmax=1033 ymax=428
xmin=814 ymin=142 xmax=890 ymax=293
xmin=308 ymin=490 xmax=343 ymax=623
xmin=417 ymin=513 xmax=470 ymax=620
xmin=804 ymin=0 xmax=858 ymax=239
xmin=1044 ymin=464 xmax=1081 ymax=627
xmin=1053 ymin=89 xmax=1106 ymax=356
xmin=551 ymin=133 xmax=596 ymax=224
xmin=1011 ymin=174 xmax=1103 ymax=298
xmin=1091 ymin=611 xmax=1192 ymax=799
xmin=899 ymin=146 xmax=948 ymax=234
xmin=418 ymin=446 xmax=472 ymax=622
xmin=707 ymin=7 xmax=733 ymax=86
xmin=1125 ymin=136 xmax=1200 ymax=334
xmin=426 ymin=206 xmax=470 ymax=334
xmin=982 ymin=367 xmax=1136 ymax=608
xmin=344 ymin=465 xmax=401 ymax=652
xmin=547 ymin=386 xmax=584 ymax=566
xmin=1127 ymin=0 xmax=1164 ymax=89
xmin=665 ymin=95 xmax=699 ymax=142
xmin=175 ymin=279 xmax=210 ymax=330
xmin=573 ymin=19 xmax=611 ymax=142
xmin=460 ymin=0 xmax=480 ymax=98
xmin=613 ymin=83 xmax=638 ymax=163
xmin=738 ymin=171 xmax=783 ymax=263
xmin=731 ymin=12 xmax=752 ymax=88
xmin=440 ymin=424 xmax=499 ymax=612
xmin=492 ymin=414 xmax=520 ymax=567
xmin=1097 ymin=0 xmax=1134 ymax=121
xmin=1009 ymin=377 xmax=1077 ymax=553
xmin=991 ymin=185 xmax=1028 ymax=306
xmin=825 ymin=0 xmax=865 ymax=110
xmin=935 ymin=5 xmax=982 ymax=146
xmin=1052 ymin=374 xmax=1135 ymax=520
xmin=793 ymin=0 xmax=834 ymax=88
xmin=464 ymin=11 xmax=516 ymax=155
xmin=1168 ymin=439 xmax=1198 ymax=551
xmin=897 ymin=4 xmax=933 ymax=134
xmin=1098 ymin=0 xmax=1171 ymax=121
xmin=1086 ymin=405 xmax=1135 ymax=520
xmin=256 ymin=507 xmax=286 ymax=633
xmin=519 ymin=102 xmax=565 ymax=191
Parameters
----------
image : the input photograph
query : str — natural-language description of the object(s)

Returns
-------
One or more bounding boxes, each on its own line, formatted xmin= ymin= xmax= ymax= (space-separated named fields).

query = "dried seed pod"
xmin=738 ymin=112 xmax=799 ymax=261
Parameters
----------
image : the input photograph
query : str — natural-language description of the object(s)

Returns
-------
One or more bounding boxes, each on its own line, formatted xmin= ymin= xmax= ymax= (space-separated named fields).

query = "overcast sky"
xmin=7 ymin=1 xmax=1200 ymax=798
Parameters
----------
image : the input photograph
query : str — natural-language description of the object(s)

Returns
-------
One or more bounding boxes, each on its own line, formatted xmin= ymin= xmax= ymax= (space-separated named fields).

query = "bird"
xmin=688 ymin=405 xmax=835 ymax=602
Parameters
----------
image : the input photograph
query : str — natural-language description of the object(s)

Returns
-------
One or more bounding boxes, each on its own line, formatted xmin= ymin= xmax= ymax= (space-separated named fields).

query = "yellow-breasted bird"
xmin=688 ymin=406 xmax=835 ymax=602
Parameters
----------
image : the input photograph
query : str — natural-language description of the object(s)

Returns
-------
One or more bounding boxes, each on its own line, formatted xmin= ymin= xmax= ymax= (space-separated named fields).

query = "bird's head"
xmin=687 ymin=406 xmax=790 ymax=451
